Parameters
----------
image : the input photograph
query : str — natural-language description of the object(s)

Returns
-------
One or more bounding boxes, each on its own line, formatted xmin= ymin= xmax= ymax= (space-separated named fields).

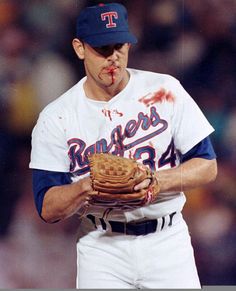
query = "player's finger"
xmin=134 ymin=178 xmax=151 ymax=191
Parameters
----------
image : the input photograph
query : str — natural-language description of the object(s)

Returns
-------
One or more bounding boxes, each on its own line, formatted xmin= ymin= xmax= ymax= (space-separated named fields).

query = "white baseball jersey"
xmin=30 ymin=68 xmax=214 ymax=222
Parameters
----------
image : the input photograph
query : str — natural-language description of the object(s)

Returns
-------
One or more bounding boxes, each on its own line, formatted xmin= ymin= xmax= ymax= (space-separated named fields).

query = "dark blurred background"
xmin=0 ymin=0 xmax=236 ymax=288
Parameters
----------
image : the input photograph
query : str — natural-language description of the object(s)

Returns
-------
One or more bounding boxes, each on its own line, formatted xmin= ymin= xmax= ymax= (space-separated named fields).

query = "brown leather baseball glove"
xmin=88 ymin=153 xmax=160 ymax=208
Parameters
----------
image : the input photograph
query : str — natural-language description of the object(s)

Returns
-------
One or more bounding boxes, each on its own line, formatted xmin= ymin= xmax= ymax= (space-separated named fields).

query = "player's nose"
xmin=107 ymin=49 xmax=119 ymax=61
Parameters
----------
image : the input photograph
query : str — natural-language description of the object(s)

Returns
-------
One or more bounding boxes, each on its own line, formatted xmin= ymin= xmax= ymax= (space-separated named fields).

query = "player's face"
xmin=74 ymin=40 xmax=131 ymax=89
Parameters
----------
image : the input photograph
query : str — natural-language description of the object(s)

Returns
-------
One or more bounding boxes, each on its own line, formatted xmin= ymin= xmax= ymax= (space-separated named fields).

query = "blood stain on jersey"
xmin=139 ymin=88 xmax=175 ymax=107
xmin=102 ymin=108 xmax=123 ymax=121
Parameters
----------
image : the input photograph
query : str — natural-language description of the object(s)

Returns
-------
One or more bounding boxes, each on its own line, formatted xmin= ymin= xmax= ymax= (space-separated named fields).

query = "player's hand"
xmin=82 ymin=176 xmax=94 ymax=193
xmin=134 ymin=178 xmax=152 ymax=191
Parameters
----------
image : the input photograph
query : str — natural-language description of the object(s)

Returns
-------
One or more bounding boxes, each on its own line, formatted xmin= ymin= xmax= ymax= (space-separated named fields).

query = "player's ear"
xmin=72 ymin=38 xmax=85 ymax=60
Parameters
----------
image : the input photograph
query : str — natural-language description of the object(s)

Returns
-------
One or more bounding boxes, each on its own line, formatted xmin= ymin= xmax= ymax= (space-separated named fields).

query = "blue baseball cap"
xmin=76 ymin=3 xmax=137 ymax=47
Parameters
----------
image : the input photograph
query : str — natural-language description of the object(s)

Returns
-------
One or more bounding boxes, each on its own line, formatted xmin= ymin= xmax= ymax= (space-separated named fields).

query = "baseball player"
xmin=30 ymin=3 xmax=217 ymax=289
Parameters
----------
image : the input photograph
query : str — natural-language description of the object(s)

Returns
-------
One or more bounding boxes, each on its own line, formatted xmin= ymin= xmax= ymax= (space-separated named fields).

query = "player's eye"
xmin=93 ymin=45 xmax=112 ymax=56
xmin=93 ymin=43 xmax=125 ymax=57
xmin=114 ymin=43 xmax=124 ymax=50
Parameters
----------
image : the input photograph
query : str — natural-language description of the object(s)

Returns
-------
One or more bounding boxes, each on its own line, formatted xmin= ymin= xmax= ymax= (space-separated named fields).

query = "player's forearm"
xmin=41 ymin=177 xmax=92 ymax=223
xmin=157 ymin=158 xmax=217 ymax=193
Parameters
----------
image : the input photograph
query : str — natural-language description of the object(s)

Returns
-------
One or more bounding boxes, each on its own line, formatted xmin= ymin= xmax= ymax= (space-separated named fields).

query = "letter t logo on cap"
xmin=101 ymin=12 xmax=118 ymax=28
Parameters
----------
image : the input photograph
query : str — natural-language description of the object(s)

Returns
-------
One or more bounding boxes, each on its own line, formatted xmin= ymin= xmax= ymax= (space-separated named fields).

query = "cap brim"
xmin=82 ymin=31 xmax=137 ymax=47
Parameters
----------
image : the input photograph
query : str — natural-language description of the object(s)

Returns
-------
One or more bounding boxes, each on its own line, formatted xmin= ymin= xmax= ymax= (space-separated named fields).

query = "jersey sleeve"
xmin=29 ymin=112 xmax=70 ymax=172
xmin=32 ymin=169 xmax=72 ymax=218
xmin=180 ymin=136 xmax=216 ymax=163
xmin=170 ymin=78 xmax=214 ymax=154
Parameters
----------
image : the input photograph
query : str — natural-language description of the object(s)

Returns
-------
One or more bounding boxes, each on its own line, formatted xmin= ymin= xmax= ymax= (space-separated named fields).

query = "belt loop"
xmin=161 ymin=217 xmax=165 ymax=230
xmin=87 ymin=214 xmax=97 ymax=229
xmin=156 ymin=217 xmax=162 ymax=232
xmin=99 ymin=218 xmax=107 ymax=230
xmin=168 ymin=212 xmax=177 ymax=226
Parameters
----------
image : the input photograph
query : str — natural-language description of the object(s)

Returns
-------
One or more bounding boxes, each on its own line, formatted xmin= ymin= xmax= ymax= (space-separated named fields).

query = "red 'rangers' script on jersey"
xmin=68 ymin=106 xmax=168 ymax=175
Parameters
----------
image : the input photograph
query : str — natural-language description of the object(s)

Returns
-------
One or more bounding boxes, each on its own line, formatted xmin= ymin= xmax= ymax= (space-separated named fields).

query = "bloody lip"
xmin=104 ymin=66 xmax=118 ymax=84
xmin=98 ymin=66 xmax=119 ymax=85
xmin=106 ymin=66 xmax=118 ymax=73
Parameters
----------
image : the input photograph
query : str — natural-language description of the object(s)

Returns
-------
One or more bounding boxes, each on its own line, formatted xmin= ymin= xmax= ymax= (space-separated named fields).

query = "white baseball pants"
xmin=76 ymin=213 xmax=201 ymax=289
